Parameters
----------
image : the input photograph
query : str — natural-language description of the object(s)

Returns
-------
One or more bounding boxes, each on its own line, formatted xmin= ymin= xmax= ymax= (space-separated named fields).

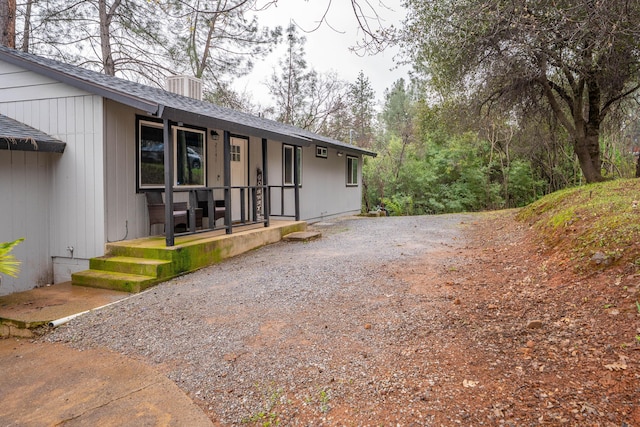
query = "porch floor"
xmin=1 ymin=220 xmax=307 ymax=337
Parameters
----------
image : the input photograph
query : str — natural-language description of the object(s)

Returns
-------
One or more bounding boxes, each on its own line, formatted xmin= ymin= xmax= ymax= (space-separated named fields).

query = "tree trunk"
xmin=0 ymin=0 xmax=16 ymax=48
xmin=394 ymin=135 xmax=409 ymax=180
xmin=573 ymin=133 xmax=603 ymax=183
xmin=636 ymin=155 xmax=640 ymax=178
xmin=21 ymin=0 xmax=32 ymax=52
xmin=98 ymin=0 xmax=116 ymax=75
xmin=572 ymin=85 xmax=604 ymax=183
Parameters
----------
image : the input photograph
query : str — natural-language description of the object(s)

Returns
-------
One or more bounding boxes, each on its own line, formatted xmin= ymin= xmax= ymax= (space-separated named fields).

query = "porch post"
xmin=163 ymin=119 xmax=175 ymax=246
xmin=262 ymin=138 xmax=270 ymax=227
xmin=294 ymin=145 xmax=300 ymax=221
xmin=223 ymin=130 xmax=232 ymax=234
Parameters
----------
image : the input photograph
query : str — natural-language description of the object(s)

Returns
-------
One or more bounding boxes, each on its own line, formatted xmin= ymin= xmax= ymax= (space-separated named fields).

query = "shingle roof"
xmin=0 ymin=45 xmax=376 ymax=157
xmin=0 ymin=114 xmax=66 ymax=153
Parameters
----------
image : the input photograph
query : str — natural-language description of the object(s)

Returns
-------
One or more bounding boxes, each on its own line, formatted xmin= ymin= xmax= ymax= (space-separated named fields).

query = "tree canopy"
xmin=402 ymin=0 xmax=640 ymax=183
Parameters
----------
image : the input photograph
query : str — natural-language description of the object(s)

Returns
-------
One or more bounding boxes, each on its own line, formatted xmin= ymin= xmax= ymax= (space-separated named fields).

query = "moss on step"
xmin=90 ymin=256 xmax=172 ymax=277
xmin=72 ymin=270 xmax=157 ymax=293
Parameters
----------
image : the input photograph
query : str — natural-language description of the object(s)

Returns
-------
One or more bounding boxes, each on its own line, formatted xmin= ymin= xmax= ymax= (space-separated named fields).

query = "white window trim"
xmin=173 ymin=125 xmax=207 ymax=188
xmin=347 ymin=155 xmax=359 ymax=186
xmin=283 ymin=145 xmax=302 ymax=187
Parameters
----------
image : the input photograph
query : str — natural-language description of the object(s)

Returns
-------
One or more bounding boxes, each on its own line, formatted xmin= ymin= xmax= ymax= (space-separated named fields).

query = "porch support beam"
xmin=163 ymin=119 xmax=175 ymax=247
xmin=262 ymin=137 xmax=270 ymax=227
xmin=223 ymin=130 xmax=232 ymax=235
xmin=294 ymin=144 xmax=300 ymax=221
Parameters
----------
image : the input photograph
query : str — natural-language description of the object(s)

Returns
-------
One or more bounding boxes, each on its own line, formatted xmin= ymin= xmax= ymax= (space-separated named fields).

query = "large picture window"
xmin=138 ymin=120 xmax=206 ymax=189
xmin=347 ymin=155 xmax=358 ymax=186
xmin=283 ymin=145 xmax=302 ymax=186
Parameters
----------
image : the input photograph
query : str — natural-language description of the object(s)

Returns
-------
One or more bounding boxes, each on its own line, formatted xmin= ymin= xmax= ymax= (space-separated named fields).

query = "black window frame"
xmin=316 ymin=145 xmax=328 ymax=158
xmin=136 ymin=116 xmax=207 ymax=191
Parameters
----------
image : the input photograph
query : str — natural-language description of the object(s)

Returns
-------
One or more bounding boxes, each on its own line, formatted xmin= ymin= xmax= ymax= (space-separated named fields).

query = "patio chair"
xmin=195 ymin=189 xmax=226 ymax=227
xmin=145 ymin=192 xmax=188 ymax=234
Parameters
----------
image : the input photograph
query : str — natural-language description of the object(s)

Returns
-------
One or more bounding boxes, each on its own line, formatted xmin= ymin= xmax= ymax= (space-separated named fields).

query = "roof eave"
xmin=297 ymin=135 xmax=377 ymax=157
xmin=0 ymin=138 xmax=66 ymax=153
xmin=0 ymin=50 xmax=159 ymax=114
xmin=160 ymin=106 xmax=313 ymax=146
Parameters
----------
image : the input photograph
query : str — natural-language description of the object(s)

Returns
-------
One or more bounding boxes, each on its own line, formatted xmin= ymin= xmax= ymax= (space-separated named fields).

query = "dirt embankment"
xmin=391 ymin=211 xmax=640 ymax=426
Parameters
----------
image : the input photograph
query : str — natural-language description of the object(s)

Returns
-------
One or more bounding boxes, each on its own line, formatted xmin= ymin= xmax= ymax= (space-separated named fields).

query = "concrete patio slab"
xmin=0 ymin=339 xmax=213 ymax=426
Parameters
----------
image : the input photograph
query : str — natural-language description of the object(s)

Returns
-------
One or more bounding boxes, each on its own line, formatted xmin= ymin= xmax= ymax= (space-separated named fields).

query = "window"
xmin=347 ymin=156 xmax=358 ymax=186
xmin=138 ymin=119 xmax=206 ymax=189
xmin=316 ymin=146 xmax=328 ymax=158
xmin=139 ymin=121 xmax=165 ymax=188
xmin=174 ymin=126 xmax=205 ymax=186
xmin=283 ymin=145 xmax=302 ymax=186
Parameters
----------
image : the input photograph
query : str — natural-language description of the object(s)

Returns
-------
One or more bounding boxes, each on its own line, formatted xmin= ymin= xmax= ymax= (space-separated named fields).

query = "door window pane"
xmin=231 ymin=145 xmax=241 ymax=162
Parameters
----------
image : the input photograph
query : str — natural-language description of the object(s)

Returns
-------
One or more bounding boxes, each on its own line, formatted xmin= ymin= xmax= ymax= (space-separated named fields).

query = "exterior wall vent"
xmin=166 ymin=75 xmax=203 ymax=101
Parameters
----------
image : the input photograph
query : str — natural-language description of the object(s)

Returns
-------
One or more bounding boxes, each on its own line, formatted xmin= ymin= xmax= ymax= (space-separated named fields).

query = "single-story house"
xmin=0 ymin=45 xmax=375 ymax=295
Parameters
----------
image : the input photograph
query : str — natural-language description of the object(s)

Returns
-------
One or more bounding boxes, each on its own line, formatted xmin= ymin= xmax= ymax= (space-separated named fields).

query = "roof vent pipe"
xmin=166 ymin=75 xmax=203 ymax=101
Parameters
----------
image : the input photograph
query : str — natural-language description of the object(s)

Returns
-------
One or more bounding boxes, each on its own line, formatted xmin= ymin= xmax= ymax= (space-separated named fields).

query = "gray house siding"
xmin=104 ymin=101 xmax=145 ymax=241
xmin=0 ymin=151 xmax=53 ymax=294
xmin=264 ymin=141 xmax=363 ymax=221
xmin=299 ymin=146 xmax=363 ymax=222
xmin=0 ymin=59 xmax=106 ymax=293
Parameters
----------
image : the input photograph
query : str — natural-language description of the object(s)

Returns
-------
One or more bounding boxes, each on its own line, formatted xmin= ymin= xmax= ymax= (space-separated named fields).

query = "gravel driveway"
xmin=47 ymin=214 xmax=474 ymax=425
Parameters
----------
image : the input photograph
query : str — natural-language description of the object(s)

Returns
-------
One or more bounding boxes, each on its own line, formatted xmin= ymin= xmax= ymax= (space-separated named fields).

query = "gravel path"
xmin=46 ymin=214 xmax=474 ymax=425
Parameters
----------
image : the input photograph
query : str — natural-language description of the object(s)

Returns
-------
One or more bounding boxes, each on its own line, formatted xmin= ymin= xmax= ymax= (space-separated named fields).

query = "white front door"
xmin=230 ymin=137 xmax=248 ymax=221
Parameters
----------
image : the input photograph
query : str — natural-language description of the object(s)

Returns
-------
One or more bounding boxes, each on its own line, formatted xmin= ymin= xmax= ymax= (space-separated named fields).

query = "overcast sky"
xmin=233 ymin=0 xmax=410 ymax=108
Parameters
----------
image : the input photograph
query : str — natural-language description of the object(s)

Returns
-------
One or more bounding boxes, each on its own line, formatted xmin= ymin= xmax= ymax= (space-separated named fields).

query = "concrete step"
xmin=90 ymin=256 xmax=172 ymax=278
xmin=105 ymin=241 xmax=174 ymax=260
xmin=72 ymin=270 xmax=158 ymax=293
xmin=282 ymin=231 xmax=321 ymax=242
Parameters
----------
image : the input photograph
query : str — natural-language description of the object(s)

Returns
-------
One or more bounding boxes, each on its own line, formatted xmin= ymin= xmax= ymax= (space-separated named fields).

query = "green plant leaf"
xmin=0 ymin=238 xmax=25 ymax=278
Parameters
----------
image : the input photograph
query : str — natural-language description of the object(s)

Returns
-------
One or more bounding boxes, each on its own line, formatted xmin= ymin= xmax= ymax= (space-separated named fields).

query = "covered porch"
xmin=72 ymin=220 xmax=308 ymax=293
xmin=147 ymin=111 xmax=306 ymax=247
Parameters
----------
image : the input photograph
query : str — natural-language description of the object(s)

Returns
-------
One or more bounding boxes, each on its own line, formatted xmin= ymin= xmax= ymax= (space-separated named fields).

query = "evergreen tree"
xmin=267 ymin=24 xmax=313 ymax=126
xmin=267 ymin=24 xmax=349 ymax=135
xmin=348 ymin=71 xmax=376 ymax=148
xmin=381 ymin=78 xmax=415 ymax=179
